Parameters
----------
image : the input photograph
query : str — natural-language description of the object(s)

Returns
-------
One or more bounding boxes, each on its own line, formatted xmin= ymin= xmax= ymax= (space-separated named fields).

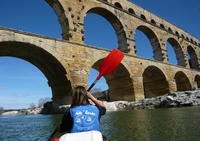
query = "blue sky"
xmin=0 ymin=0 xmax=199 ymax=109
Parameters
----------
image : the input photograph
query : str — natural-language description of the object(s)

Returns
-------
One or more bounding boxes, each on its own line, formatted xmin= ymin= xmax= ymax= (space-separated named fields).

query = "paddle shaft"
xmin=87 ymin=79 xmax=98 ymax=92
xmin=47 ymin=128 xmax=58 ymax=141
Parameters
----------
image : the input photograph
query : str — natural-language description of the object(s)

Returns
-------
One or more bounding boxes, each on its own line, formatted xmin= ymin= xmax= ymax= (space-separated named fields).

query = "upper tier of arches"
xmin=45 ymin=0 xmax=200 ymax=70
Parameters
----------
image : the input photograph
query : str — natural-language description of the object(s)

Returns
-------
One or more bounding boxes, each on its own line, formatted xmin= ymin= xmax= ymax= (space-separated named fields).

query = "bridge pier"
xmin=168 ymin=80 xmax=177 ymax=93
xmin=69 ymin=68 xmax=89 ymax=88
xmin=48 ymin=79 xmax=72 ymax=105
xmin=132 ymin=76 xmax=145 ymax=101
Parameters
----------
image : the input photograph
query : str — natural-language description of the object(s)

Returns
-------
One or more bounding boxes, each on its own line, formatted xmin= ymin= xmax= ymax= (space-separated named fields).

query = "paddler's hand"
xmin=86 ymin=91 xmax=106 ymax=108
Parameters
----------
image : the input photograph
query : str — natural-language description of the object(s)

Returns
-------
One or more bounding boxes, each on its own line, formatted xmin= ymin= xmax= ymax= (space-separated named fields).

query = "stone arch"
xmin=135 ymin=25 xmax=163 ymax=61
xmin=166 ymin=38 xmax=185 ymax=66
xmin=143 ymin=66 xmax=169 ymax=98
xmin=114 ymin=2 xmax=123 ymax=9
xmin=151 ymin=19 xmax=156 ymax=25
xmin=187 ymin=46 xmax=199 ymax=69
xmin=128 ymin=8 xmax=135 ymax=15
xmin=140 ymin=14 xmax=147 ymax=20
xmin=195 ymin=75 xmax=200 ymax=88
xmin=160 ymin=24 xmax=165 ymax=29
xmin=174 ymin=71 xmax=192 ymax=91
xmin=91 ymin=59 xmax=135 ymax=101
xmin=45 ymin=0 xmax=70 ymax=40
xmin=181 ymin=34 xmax=185 ymax=39
xmin=168 ymin=27 xmax=172 ymax=33
xmin=190 ymin=39 xmax=194 ymax=43
xmin=175 ymin=31 xmax=179 ymax=36
xmin=0 ymin=41 xmax=72 ymax=104
xmin=86 ymin=7 xmax=127 ymax=52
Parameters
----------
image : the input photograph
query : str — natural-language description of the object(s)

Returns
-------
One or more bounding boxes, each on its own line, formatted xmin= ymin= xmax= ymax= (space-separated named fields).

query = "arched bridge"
xmin=0 ymin=0 xmax=200 ymax=104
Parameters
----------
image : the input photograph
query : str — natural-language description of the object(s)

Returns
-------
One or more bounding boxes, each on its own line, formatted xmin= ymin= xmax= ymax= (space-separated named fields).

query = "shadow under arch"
xmin=86 ymin=7 xmax=128 ymax=52
xmin=167 ymin=38 xmax=185 ymax=66
xmin=135 ymin=25 xmax=163 ymax=61
xmin=174 ymin=71 xmax=192 ymax=91
xmin=91 ymin=59 xmax=135 ymax=101
xmin=143 ymin=65 xmax=169 ymax=98
xmin=0 ymin=41 xmax=72 ymax=105
xmin=195 ymin=75 xmax=200 ymax=88
xmin=187 ymin=46 xmax=199 ymax=70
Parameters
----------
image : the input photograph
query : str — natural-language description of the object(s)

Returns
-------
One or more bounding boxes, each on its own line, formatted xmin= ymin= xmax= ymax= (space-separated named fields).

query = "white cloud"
xmin=15 ymin=94 xmax=31 ymax=97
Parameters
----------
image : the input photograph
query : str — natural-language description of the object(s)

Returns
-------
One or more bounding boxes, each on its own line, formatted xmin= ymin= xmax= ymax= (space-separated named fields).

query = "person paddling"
xmin=48 ymin=49 xmax=124 ymax=141
xmin=57 ymin=86 xmax=109 ymax=141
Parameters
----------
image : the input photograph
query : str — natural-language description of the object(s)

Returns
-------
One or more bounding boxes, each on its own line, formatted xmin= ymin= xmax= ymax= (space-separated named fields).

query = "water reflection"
xmin=101 ymin=107 xmax=200 ymax=141
xmin=0 ymin=107 xmax=200 ymax=141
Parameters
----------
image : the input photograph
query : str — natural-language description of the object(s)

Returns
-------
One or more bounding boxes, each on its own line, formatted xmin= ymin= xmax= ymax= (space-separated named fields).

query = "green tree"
xmin=29 ymin=103 xmax=36 ymax=109
xmin=38 ymin=97 xmax=52 ymax=107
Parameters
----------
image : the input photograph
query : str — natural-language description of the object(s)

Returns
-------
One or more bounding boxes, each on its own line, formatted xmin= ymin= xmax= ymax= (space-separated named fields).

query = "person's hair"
xmin=70 ymin=86 xmax=90 ymax=107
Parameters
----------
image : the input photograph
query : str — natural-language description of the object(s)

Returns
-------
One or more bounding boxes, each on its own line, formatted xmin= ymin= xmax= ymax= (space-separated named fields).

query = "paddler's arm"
xmin=58 ymin=109 xmax=73 ymax=133
xmin=86 ymin=91 xmax=106 ymax=108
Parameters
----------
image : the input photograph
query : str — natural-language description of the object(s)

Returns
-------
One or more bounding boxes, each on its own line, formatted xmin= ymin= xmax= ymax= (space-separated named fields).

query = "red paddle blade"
xmin=96 ymin=49 xmax=124 ymax=80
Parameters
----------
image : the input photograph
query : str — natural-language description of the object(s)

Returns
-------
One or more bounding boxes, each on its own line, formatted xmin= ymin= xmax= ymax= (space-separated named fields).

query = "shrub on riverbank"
xmin=0 ymin=107 xmax=4 ymax=114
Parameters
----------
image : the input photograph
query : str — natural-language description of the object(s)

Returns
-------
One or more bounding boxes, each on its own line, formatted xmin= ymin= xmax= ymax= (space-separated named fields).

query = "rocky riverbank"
xmin=106 ymin=89 xmax=200 ymax=111
xmin=1 ymin=108 xmax=43 ymax=115
xmin=0 ymin=102 xmax=70 ymax=115
xmin=1 ymin=90 xmax=200 ymax=115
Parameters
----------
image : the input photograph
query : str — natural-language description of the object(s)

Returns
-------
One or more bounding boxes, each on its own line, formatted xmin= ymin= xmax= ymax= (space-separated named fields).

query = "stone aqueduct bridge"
xmin=1 ymin=0 xmax=200 ymax=104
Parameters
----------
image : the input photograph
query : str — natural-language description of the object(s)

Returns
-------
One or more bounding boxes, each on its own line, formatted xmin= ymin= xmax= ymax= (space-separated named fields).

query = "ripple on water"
xmin=0 ymin=107 xmax=200 ymax=141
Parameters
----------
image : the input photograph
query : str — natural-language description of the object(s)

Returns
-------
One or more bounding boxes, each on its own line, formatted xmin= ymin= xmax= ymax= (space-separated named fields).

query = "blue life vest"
xmin=69 ymin=105 xmax=100 ymax=133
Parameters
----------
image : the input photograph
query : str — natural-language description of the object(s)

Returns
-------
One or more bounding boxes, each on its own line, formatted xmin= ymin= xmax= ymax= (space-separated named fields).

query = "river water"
xmin=0 ymin=106 xmax=200 ymax=141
